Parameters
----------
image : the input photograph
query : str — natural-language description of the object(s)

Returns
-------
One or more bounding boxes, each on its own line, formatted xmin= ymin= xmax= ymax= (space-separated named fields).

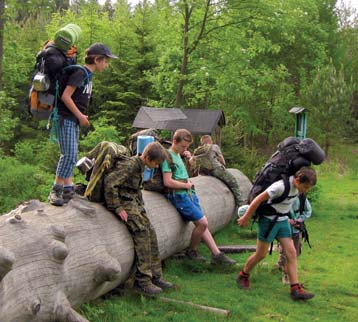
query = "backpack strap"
xmin=298 ymin=193 xmax=307 ymax=214
xmin=271 ymin=174 xmax=290 ymax=204
xmin=63 ymin=65 xmax=92 ymax=86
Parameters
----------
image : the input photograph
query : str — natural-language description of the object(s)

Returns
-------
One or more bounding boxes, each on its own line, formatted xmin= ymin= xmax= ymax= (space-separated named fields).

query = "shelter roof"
xmin=132 ymin=106 xmax=225 ymax=134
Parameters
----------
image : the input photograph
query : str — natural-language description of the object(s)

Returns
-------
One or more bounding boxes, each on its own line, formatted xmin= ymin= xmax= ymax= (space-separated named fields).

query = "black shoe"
xmin=134 ymin=281 xmax=162 ymax=296
xmin=63 ymin=187 xmax=75 ymax=203
xmin=185 ymin=249 xmax=207 ymax=262
xmin=211 ymin=252 xmax=236 ymax=265
xmin=48 ymin=184 xmax=64 ymax=206
xmin=153 ymin=277 xmax=174 ymax=290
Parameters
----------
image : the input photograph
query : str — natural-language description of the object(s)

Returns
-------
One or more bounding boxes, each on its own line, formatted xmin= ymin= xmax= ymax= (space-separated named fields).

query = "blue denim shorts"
xmin=258 ymin=216 xmax=292 ymax=243
xmin=167 ymin=193 xmax=204 ymax=222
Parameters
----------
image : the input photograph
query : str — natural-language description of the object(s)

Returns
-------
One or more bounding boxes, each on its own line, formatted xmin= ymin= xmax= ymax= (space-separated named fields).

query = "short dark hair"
xmin=294 ymin=167 xmax=317 ymax=186
xmin=142 ymin=142 xmax=168 ymax=163
xmin=84 ymin=55 xmax=106 ymax=65
xmin=173 ymin=129 xmax=192 ymax=144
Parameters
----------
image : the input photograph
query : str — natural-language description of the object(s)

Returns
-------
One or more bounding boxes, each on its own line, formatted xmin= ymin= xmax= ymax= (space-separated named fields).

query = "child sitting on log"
xmin=104 ymin=141 xmax=174 ymax=296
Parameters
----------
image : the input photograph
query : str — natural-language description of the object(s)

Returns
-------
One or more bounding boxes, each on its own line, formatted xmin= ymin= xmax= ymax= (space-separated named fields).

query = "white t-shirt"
xmin=265 ymin=176 xmax=298 ymax=221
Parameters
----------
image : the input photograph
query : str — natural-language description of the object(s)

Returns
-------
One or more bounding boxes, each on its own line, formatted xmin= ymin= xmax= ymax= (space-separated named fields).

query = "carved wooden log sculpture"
xmin=0 ymin=169 xmax=251 ymax=322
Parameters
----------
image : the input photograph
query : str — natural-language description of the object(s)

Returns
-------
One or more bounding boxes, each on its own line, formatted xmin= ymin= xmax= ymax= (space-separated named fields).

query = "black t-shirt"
xmin=58 ymin=67 xmax=93 ymax=121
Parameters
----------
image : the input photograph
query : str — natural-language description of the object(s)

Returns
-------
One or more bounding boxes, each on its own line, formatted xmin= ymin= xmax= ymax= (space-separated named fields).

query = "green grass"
xmin=80 ymin=144 xmax=358 ymax=322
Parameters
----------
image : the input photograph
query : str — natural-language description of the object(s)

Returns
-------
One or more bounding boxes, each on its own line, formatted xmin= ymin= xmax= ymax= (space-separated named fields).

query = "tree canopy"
xmin=0 ymin=0 xmax=357 ymax=213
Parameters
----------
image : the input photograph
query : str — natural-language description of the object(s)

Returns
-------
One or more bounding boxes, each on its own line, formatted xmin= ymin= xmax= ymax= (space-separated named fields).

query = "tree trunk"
xmin=0 ymin=169 xmax=251 ymax=322
xmin=0 ymin=0 xmax=5 ymax=91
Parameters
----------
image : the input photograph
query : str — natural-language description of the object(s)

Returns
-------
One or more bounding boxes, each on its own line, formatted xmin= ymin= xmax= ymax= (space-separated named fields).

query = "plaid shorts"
xmin=56 ymin=119 xmax=79 ymax=179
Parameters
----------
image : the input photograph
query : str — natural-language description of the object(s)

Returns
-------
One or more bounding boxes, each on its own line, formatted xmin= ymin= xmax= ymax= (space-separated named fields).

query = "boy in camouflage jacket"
xmin=104 ymin=142 xmax=173 ymax=295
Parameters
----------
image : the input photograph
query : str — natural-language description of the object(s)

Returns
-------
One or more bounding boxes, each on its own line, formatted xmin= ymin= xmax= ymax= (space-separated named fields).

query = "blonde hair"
xmin=200 ymin=135 xmax=212 ymax=145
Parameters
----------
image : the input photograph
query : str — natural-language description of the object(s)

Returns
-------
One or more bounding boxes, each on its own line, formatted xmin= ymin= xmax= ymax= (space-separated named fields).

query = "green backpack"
xmin=191 ymin=144 xmax=214 ymax=173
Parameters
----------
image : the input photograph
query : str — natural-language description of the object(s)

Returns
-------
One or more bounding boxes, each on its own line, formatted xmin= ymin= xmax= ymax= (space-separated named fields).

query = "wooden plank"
xmin=159 ymin=297 xmax=230 ymax=317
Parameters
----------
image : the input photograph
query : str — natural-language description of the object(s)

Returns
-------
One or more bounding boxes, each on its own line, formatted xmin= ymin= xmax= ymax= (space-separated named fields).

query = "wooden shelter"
xmin=132 ymin=106 xmax=225 ymax=145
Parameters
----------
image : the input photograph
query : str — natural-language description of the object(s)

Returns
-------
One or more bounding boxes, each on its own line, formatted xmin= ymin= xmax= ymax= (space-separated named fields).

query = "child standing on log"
xmin=48 ymin=43 xmax=117 ymax=206
xmin=104 ymin=142 xmax=174 ymax=296
xmin=237 ymin=167 xmax=317 ymax=300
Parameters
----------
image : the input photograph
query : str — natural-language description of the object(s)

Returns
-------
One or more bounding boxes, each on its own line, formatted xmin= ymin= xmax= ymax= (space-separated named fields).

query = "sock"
xmin=64 ymin=184 xmax=74 ymax=191
xmin=240 ymin=271 xmax=250 ymax=278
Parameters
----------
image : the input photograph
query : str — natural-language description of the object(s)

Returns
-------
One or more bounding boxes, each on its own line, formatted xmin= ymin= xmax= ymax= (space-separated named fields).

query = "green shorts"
xmin=258 ymin=216 xmax=292 ymax=243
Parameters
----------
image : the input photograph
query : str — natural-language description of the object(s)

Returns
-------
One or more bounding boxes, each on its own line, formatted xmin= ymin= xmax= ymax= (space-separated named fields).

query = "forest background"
xmin=0 ymin=0 xmax=358 ymax=214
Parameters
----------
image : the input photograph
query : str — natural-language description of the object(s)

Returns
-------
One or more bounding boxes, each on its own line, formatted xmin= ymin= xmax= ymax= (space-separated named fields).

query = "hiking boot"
xmin=63 ymin=187 xmax=75 ymax=203
xmin=290 ymin=284 xmax=314 ymax=300
xmin=185 ymin=249 xmax=207 ymax=262
xmin=48 ymin=184 xmax=64 ymax=206
xmin=211 ymin=252 xmax=236 ymax=265
xmin=134 ymin=281 xmax=162 ymax=296
xmin=153 ymin=277 xmax=174 ymax=290
xmin=282 ymin=273 xmax=290 ymax=285
xmin=236 ymin=271 xmax=250 ymax=290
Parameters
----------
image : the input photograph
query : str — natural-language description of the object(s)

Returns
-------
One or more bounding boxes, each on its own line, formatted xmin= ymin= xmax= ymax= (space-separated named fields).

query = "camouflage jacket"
xmin=104 ymin=155 xmax=145 ymax=214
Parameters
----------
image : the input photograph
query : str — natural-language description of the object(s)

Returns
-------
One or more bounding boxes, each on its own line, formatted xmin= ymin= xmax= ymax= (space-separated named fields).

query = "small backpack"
xmin=128 ymin=129 xmax=160 ymax=155
xmin=291 ymin=193 xmax=312 ymax=248
xmin=191 ymin=144 xmax=214 ymax=174
xmin=143 ymin=151 xmax=174 ymax=194
xmin=82 ymin=141 xmax=130 ymax=203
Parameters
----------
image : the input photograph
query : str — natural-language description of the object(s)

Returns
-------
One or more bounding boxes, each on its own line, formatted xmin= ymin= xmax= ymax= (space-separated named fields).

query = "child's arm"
xmin=103 ymin=166 xmax=130 ymax=217
xmin=162 ymin=172 xmax=192 ymax=190
xmin=61 ymin=85 xmax=90 ymax=127
xmin=237 ymin=191 xmax=270 ymax=227
xmin=297 ymin=198 xmax=312 ymax=221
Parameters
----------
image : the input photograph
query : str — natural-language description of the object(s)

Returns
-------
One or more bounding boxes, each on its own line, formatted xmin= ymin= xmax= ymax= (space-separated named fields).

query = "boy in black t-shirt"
xmin=49 ymin=43 xmax=118 ymax=206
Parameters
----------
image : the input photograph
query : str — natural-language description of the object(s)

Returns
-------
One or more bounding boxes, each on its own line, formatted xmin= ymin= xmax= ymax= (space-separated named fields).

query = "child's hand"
xmin=117 ymin=210 xmax=128 ymax=222
xmin=237 ymin=214 xmax=250 ymax=227
xmin=182 ymin=150 xmax=192 ymax=159
xmin=78 ymin=114 xmax=90 ymax=127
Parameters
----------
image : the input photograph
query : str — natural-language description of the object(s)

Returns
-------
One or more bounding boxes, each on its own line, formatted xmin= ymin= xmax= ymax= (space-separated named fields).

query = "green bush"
xmin=79 ymin=118 xmax=125 ymax=153
xmin=0 ymin=157 xmax=52 ymax=214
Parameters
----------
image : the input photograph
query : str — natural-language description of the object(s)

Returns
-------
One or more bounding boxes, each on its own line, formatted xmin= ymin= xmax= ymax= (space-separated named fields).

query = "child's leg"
xmin=292 ymin=233 xmax=302 ymax=257
xmin=278 ymin=237 xmax=298 ymax=284
xmin=277 ymin=241 xmax=287 ymax=271
xmin=243 ymin=239 xmax=270 ymax=273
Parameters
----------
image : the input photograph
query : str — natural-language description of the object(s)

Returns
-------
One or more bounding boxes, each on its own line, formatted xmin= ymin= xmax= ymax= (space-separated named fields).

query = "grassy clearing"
xmin=80 ymin=144 xmax=358 ymax=322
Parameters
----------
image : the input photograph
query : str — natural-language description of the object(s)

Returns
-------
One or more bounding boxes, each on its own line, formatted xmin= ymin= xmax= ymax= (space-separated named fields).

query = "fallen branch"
xmin=159 ymin=297 xmax=230 ymax=317
xmin=218 ymin=245 xmax=257 ymax=253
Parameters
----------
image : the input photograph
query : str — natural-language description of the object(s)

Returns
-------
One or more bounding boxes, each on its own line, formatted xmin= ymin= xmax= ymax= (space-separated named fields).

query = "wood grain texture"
xmin=0 ymin=169 xmax=251 ymax=322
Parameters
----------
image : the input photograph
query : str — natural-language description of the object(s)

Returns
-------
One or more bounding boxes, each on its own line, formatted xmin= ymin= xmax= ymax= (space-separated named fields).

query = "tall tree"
xmin=301 ymin=62 xmax=353 ymax=154
xmin=0 ymin=0 xmax=4 ymax=91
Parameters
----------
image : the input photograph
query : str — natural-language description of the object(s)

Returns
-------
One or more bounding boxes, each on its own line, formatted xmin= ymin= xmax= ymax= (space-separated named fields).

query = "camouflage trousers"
xmin=212 ymin=166 xmax=242 ymax=207
xmin=277 ymin=232 xmax=302 ymax=272
xmin=123 ymin=202 xmax=162 ymax=286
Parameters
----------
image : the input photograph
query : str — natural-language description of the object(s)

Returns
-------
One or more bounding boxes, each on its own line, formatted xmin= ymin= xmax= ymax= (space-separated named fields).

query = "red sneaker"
xmin=290 ymin=284 xmax=314 ymax=300
xmin=236 ymin=271 xmax=250 ymax=290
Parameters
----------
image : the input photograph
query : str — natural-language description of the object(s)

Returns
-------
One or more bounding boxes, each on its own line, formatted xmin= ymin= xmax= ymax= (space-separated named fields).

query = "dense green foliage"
xmin=0 ymin=0 xmax=358 ymax=214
